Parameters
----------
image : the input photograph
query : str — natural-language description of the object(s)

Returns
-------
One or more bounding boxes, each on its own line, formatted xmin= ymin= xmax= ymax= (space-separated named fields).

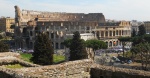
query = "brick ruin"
xmin=0 ymin=52 xmax=150 ymax=78
xmin=14 ymin=5 xmax=131 ymax=52
xmin=14 ymin=5 xmax=105 ymax=26
xmin=0 ymin=59 xmax=150 ymax=78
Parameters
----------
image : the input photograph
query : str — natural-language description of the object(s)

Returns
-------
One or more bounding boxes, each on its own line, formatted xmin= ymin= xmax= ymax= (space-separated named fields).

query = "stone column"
xmin=121 ymin=30 xmax=122 ymax=36
xmin=54 ymin=26 xmax=56 ymax=49
xmin=107 ymin=41 xmax=109 ymax=48
xmin=114 ymin=30 xmax=116 ymax=36
xmin=108 ymin=31 xmax=109 ymax=37
xmin=111 ymin=30 xmax=114 ymax=37
xmin=99 ymin=31 xmax=101 ymax=37
xmin=111 ymin=41 xmax=113 ymax=47
xmin=53 ymin=42 xmax=56 ymax=49
xmin=58 ymin=42 xmax=61 ymax=49
xmin=104 ymin=31 xmax=105 ymax=37
xmin=69 ymin=25 xmax=70 ymax=32
xmin=94 ymin=31 xmax=96 ymax=38
xmin=90 ymin=26 xmax=92 ymax=33
xmin=85 ymin=26 xmax=87 ymax=33
xmin=59 ymin=26 xmax=61 ymax=40
xmin=79 ymin=26 xmax=81 ymax=33
xmin=115 ymin=30 xmax=117 ymax=36
xmin=49 ymin=26 xmax=51 ymax=39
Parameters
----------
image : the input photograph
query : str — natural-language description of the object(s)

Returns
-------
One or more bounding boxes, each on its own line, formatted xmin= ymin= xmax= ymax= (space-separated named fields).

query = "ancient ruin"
xmin=0 ymin=52 xmax=150 ymax=78
xmin=14 ymin=6 xmax=131 ymax=51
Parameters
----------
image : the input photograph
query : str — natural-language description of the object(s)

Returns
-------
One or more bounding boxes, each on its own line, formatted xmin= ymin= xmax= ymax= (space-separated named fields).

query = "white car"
xmin=113 ymin=48 xmax=123 ymax=52
xmin=27 ymin=50 xmax=34 ymax=53
xmin=22 ymin=49 xmax=27 ymax=53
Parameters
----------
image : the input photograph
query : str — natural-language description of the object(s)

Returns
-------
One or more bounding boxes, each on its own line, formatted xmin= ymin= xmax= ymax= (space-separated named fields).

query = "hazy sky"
xmin=0 ymin=0 xmax=150 ymax=21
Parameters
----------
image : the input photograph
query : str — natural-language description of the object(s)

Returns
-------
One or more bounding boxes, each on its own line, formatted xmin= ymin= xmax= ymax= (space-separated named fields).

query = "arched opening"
xmin=109 ymin=41 xmax=112 ymax=47
xmin=113 ymin=41 xmax=116 ymax=46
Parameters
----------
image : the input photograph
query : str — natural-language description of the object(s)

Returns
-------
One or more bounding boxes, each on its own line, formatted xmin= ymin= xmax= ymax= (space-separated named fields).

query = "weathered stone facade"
xmin=144 ymin=21 xmax=150 ymax=34
xmin=91 ymin=64 xmax=150 ymax=78
xmin=14 ymin=5 xmax=105 ymax=49
xmin=0 ymin=52 xmax=150 ymax=78
xmin=0 ymin=59 xmax=150 ymax=78
xmin=0 ymin=59 xmax=93 ymax=78
xmin=0 ymin=52 xmax=40 ymax=67
xmin=14 ymin=6 xmax=131 ymax=50
xmin=0 ymin=17 xmax=15 ymax=33
xmin=14 ymin=5 xmax=105 ymax=26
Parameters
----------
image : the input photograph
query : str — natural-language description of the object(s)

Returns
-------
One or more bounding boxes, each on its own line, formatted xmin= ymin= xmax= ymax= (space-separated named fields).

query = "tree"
xmin=10 ymin=24 xmax=15 ymax=29
xmin=69 ymin=31 xmax=88 ymax=61
xmin=0 ymin=35 xmax=3 ymax=39
xmin=131 ymin=42 xmax=150 ymax=70
xmin=138 ymin=25 xmax=146 ymax=36
xmin=143 ymin=34 xmax=150 ymax=43
xmin=62 ymin=38 xmax=72 ymax=48
xmin=0 ymin=41 xmax=9 ymax=52
xmin=85 ymin=39 xmax=107 ymax=60
xmin=85 ymin=39 xmax=107 ymax=51
xmin=31 ymin=32 xmax=54 ymax=65
xmin=131 ymin=29 xmax=136 ymax=37
xmin=118 ymin=37 xmax=131 ymax=57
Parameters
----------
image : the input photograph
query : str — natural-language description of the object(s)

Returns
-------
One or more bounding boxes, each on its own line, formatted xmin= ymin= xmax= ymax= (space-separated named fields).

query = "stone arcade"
xmin=14 ymin=6 xmax=131 ymax=50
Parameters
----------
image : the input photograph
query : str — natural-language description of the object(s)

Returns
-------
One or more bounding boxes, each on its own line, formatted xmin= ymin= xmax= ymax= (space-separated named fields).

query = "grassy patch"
xmin=53 ymin=54 xmax=65 ymax=63
xmin=20 ymin=53 xmax=32 ymax=62
xmin=20 ymin=53 xmax=65 ymax=64
xmin=125 ymin=51 xmax=132 ymax=58
xmin=5 ymin=64 xmax=24 ymax=69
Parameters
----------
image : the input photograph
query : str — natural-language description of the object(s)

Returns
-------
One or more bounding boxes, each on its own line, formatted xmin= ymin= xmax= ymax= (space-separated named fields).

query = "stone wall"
xmin=0 ymin=52 xmax=150 ymax=78
xmin=14 ymin=6 xmax=105 ymax=26
xmin=0 ymin=52 xmax=40 ymax=67
xmin=0 ymin=52 xmax=20 ymax=58
xmin=0 ymin=56 xmax=40 ymax=67
xmin=90 ymin=64 xmax=150 ymax=78
xmin=0 ymin=59 xmax=93 ymax=78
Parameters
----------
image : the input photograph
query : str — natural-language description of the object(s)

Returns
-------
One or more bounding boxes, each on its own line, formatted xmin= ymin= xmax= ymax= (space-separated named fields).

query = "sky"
xmin=0 ymin=0 xmax=150 ymax=21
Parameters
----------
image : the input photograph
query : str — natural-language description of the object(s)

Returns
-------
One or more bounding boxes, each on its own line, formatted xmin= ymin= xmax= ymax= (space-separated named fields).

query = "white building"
xmin=66 ymin=33 xmax=95 ymax=41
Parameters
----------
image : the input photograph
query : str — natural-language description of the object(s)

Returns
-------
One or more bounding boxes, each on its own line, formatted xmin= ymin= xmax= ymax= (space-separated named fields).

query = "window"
xmin=113 ymin=31 xmax=115 ymax=36
xmin=86 ymin=27 xmax=90 ymax=30
xmin=105 ymin=27 xmax=108 ymax=30
xmin=30 ymin=31 xmax=33 ymax=36
xmin=51 ymin=32 xmax=54 ymax=39
xmin=56 ymin=43 xmax=59 ymax=49
xmin=75 ymin=16 xmax=76 ymax=18
xmin=82 ymin=16 xmax=84 ymax=18
xmin=61 ymin=22 xmax=63 ymax=26
xmin=60 ymin=43 xmax=64 ymax=49
xmin=76 ymin=22 xmax=78 ymax=25
xmin=51 ymin=22 xmax=53 ymax=25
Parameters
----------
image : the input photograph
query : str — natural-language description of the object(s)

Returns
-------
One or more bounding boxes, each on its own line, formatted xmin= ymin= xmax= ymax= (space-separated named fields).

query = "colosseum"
xmin=14 ymin=5 xmax=131 ymax=50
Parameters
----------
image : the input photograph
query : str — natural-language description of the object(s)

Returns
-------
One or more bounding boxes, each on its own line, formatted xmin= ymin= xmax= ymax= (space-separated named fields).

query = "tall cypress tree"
xmin=31 ymin=32 xmax=54 ymax=65
xmin=131 ymin=29 xmax=136 ymax=37
xmin=138 ymin=25 xmax=146 ymax=36
xmin=69 ymin=31 xmax=88 ymax=61
xmin=0 ymin=41 xmax=9 ymax=52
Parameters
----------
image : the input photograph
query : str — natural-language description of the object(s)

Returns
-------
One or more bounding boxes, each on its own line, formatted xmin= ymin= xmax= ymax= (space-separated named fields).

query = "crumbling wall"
xmin=14 ymin=6 xmax=105 ymax=26
xmin=1 ymin=52 xmax=150 ymax=78
xmin=0 ymin=59 xmax=93 ymax=78
xmin=90 ymin=64 xmax=150 ymax=78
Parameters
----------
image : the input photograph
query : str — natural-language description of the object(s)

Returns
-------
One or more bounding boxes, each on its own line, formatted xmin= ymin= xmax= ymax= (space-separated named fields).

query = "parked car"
xmin=127 ymin=60 xmax=132 ymax=64
xmin=112 ymin=56 xmax=120 ymax=62
xmin=10 ymin=49 xmax=15 ymax=52
xmin=22 ymin=49 xmax=27 ymax=53
xmin=27 ymin=49 xmax=34 ymax=53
